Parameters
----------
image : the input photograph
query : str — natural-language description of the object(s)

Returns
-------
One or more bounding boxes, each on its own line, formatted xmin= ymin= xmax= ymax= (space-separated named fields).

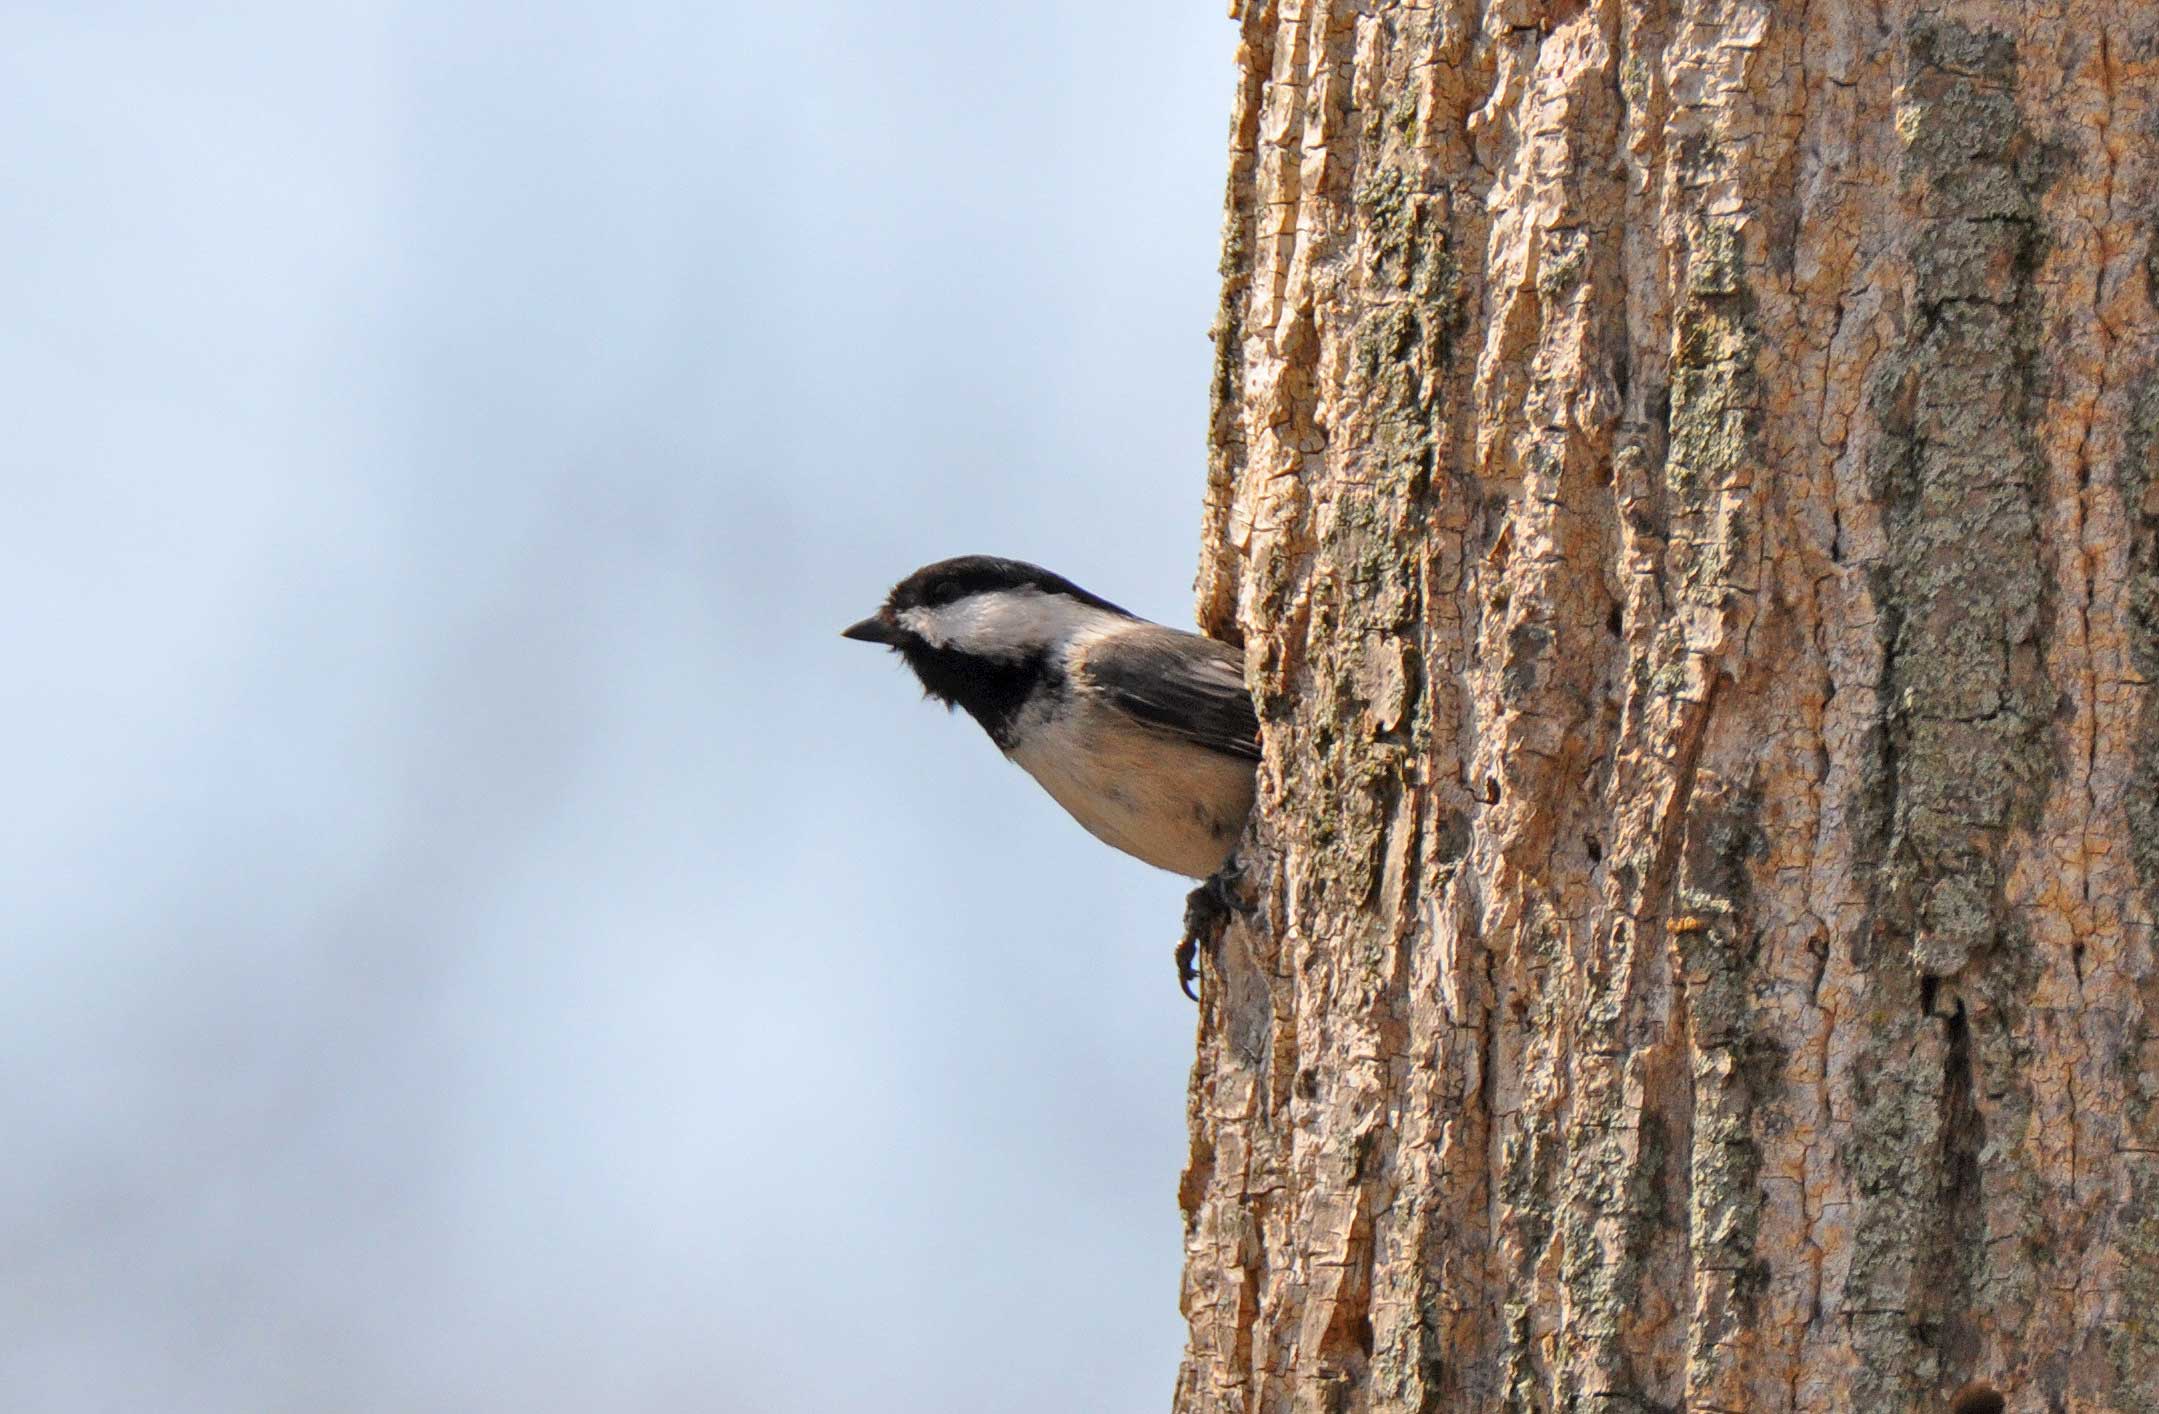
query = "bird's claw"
xmin=1177 ymin=867 xmax=1251 ymax=1000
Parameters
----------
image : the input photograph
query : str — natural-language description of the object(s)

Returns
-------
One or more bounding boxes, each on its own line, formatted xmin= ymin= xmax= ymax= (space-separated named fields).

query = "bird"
xmin=842 ymin=555 xmax=1259 ymax=885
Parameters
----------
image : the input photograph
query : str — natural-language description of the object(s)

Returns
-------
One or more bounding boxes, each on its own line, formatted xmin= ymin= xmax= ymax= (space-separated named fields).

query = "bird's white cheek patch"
xmin=897 ymin=605 xmax=949 ymax=646
xmin=901 ymin=590 xmax=1104 ymax=659
xmin=900 ymin=602 xmax=1002 ymax=650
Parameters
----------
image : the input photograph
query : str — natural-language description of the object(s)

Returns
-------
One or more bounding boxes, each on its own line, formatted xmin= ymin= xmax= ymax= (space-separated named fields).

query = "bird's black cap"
xmin=840 ymin=555 xmax=1134 ymax=642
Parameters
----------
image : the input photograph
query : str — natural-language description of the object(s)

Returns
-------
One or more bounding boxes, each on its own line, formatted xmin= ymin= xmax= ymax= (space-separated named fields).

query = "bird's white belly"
xmin=1006 ymin=710 xmax=1254 ymax=877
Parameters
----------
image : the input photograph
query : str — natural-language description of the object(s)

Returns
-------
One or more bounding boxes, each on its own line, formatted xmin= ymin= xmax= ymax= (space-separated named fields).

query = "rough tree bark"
xmin=1177 ymin=1 xmax=2159 ymax=1410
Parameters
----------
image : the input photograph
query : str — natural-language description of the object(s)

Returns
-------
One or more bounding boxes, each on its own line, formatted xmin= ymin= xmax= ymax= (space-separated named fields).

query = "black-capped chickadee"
xmin=843 ymin=556 xmax=1259 ymax=882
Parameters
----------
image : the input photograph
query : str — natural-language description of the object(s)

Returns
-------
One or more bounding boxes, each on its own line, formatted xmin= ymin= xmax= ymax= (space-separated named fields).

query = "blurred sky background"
xmin=0 ymin=4 xmax=1234 ymax=1410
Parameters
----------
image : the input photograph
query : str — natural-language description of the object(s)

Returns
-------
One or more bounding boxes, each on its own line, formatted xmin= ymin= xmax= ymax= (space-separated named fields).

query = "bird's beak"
xmin=841 ymin=613 xmax=902 ymax=645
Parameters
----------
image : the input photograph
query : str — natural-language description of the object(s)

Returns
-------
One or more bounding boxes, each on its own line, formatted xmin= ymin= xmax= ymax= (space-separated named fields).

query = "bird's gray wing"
xmin=1079 ymin=625 xmax=1260 ymax=761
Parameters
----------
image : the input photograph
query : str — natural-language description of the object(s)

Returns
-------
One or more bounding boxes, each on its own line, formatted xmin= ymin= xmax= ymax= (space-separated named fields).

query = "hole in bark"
xmin=1484 ymin=776 xmax=1502 ymax=805
xmin=1585 ymin=835 xmax=1603 ymax=863
xmin=1921 ymin=974 xmax=1939 ymax=1015
xmin=1605 ymin=603 xmax=1624 ymax=635
xmin=1949 ymin=1381 xmax=2004 ymax=1414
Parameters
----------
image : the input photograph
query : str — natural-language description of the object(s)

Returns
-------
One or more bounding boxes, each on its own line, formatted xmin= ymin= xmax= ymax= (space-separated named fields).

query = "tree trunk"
xmin=1177 ymin=2 xmax=2159 ymax=1410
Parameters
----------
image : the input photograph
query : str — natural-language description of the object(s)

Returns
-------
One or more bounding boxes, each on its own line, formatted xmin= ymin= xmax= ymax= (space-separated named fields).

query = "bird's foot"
xmin=1177 ymin=866 xmax=1256 ymax=1000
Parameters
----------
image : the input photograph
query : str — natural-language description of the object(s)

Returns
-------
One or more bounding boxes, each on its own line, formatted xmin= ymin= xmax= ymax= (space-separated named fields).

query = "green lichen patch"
xmin=1352 ymin=162 xmax=1467 ymax=493
xmin=1208 ymin=172 xmax=1256 ymax=510
xmin=2123 ymin=373 xmax=2159 ymax=910
xmin=1868 ymin=17 xmax=2055 ymax=962
xmin=1843 ymin=19 xmax=2062 ymax=1402
xmin=1535 ymin=226 xmax=1590 ymax=299
xmin=2113 ymin=1162 xmax=2159 ymax=1413
xmin=1665 ymin=216 xmax=1762 ymax=591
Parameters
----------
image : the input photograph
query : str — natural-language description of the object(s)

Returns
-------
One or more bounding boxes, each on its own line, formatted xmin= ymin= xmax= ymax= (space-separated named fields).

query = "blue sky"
xmin=0 ymin=3 xmax=1235 ymax=1409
